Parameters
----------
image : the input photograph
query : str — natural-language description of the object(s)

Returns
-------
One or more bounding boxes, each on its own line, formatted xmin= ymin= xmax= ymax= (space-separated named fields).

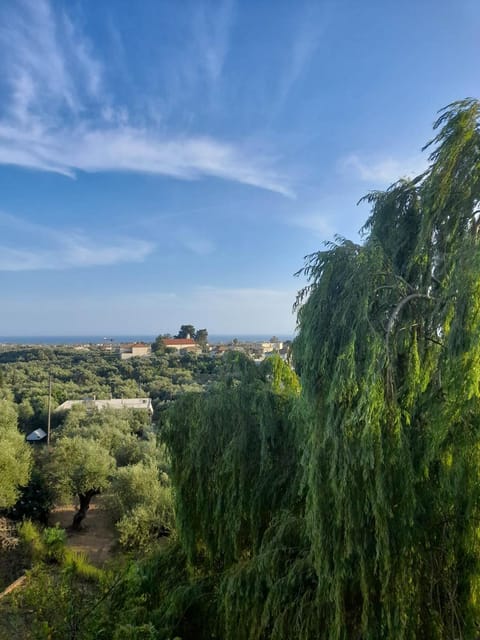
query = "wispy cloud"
xmin=288 ymin=213 xmax=334 ymax=238
xmin=0 ymin=212 xmax=154 ymax=271
xmin=1 ymin=0 xmax=103 ymax=124
xmin=276 ymin=3 xmax=324 ymax=108
xmin=192 ymin=0 xmax=235 ymax=84
xmin=114 ymin=213 xmax=216 ymax=257
xmin=178 ymin=234 xmax=215 ymax=257
xmin=0 ymin=0 xmax=292 ymax=196
xmin=341 ymin=153 xmax=427 ymax=184
xmin=0 ymin=124 xmax=293 ymax=195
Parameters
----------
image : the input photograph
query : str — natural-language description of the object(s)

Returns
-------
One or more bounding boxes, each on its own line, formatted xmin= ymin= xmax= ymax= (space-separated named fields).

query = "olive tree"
xmin=0 ymin=399 xmax=32 ymax=509
xmin=51 ymin=436 xmax=115 ymax=529
xmin=110 ymin=460 xmax=174 ymax=550
xmin=51 ymin=406 xmax=162 ymax=531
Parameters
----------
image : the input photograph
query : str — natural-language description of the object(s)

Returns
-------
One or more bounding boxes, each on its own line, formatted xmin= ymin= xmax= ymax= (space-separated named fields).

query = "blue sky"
xmin=0 ymin=0 xmax=478 ymax=335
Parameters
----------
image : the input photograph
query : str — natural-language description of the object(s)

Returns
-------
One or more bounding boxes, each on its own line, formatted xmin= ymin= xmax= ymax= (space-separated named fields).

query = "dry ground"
xmin=49 ymin=496 xmax=116 ymax=566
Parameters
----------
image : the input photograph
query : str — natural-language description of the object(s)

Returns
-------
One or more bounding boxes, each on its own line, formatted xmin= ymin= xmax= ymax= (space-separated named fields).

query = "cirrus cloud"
xmin=0 ymin=212 xmax=154 ymax=271
xmin=0 ymin=0 xmax=293 ymax=197
xmin=340 ymin=153 xmax=428 ymax=185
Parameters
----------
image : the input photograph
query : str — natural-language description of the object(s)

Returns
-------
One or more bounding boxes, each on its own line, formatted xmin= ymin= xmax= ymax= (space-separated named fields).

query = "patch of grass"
xmin=64 ymin=549 xmax=103 ymax=582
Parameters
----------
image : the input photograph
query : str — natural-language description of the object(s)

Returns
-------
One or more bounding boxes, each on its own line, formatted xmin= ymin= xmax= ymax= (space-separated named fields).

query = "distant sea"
xmin=0 ymin=334 xmax=294 ymax=346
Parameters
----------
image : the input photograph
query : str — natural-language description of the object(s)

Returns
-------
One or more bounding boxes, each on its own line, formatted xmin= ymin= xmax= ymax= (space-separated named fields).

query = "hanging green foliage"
xmin=155 ymin=354 xmax=312 ymax=639
xmin=217 ymin=512 xmax=320 ymax=640
xmin=293 ymin=98 xmax=480 ymax=639
xmin=162 ymin=354 xmax=301 ymax=568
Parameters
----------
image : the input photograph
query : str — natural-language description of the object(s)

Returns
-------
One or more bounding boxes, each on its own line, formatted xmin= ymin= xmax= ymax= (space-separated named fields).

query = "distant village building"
xmin=163 ymin=338 xmax=201 ymax=353
xmin=260 ymin=340 xmax=283 ymax=353
xmin=99 ymin=341 xmax=114 ymax=352
xmin=55 ymin=398 xmax=153 ymax=415
xmin=210 ymin=345 xmax=228 ymax=357
xmin=119 ymin=342 xmax=151 ymax=360
xmin=209 ymin=339 xmax=285 ymax=360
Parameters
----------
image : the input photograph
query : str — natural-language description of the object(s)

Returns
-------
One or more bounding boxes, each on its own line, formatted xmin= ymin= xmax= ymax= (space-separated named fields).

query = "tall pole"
xmin=47 ymin=373 xmax=52 ymax=448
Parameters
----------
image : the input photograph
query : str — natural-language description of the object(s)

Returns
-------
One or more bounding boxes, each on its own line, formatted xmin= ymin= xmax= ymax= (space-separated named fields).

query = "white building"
xmin=163 ymin=338 xmax=201 ymax=353
xmin=119 ymin=343 xmax=152 ymax=360
xmin=55 ymin=398 xmax=153 ymax=415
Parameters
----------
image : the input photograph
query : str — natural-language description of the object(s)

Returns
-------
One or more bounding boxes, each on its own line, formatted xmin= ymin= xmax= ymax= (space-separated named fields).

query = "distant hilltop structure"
xmin=119 ymin=342 xmax=151 ymax=360
xmin=209 ymin=337 xmax=287 ymax=361
xmin=162 ymin=338 xmax=202 ymax=353
xmin=55 ymin=398 xmax=153 ymax=415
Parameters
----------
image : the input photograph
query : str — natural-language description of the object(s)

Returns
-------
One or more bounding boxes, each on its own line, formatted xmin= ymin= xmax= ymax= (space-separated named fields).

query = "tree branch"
xmin=385 ymin=293 xmax=434 ymax=358
xmin=386 ymin=293 xmax=433 ymax=337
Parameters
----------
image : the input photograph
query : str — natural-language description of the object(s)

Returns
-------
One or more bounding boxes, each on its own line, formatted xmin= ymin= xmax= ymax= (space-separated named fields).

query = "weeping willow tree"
xmin=293 ymin=98 xmax=480 ymax=639
xmin=163 ymin=353 xmax=301 ymax=567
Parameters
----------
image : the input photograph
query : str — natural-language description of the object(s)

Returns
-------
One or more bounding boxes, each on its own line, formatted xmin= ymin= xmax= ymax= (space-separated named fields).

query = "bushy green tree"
xmin=17 ymin=398 xmax=35 ymax=432
xmin=194 ymin=328 xmax=208 ymax=347
xmin=60 ymin=406 xmax=154 ymax=467
xmin=50 ymin=406 xmax=170 ymax=536
xmin=7 ymin=467 xmax=54 ymax=524
xmin=151 ymin=335 xmax=166 ymax=354
xmin=175 ymin=324 xmax=196 ymax=339
xmin=110 ymin=460 xmax=174 ymax=550
xmin=0 ymin=399 xmax=32 ymax=509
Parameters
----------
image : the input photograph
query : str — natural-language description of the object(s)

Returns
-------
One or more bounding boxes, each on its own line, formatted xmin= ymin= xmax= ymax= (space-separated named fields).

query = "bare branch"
xmin=385 ymin=293 xmax=434 ymax=356
xmin=387 ymin=293 xmax=433 ymax=337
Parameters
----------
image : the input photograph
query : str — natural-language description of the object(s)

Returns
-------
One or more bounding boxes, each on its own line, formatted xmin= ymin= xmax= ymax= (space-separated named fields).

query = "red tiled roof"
xmin=163 ymin=338 xmax=196 ymax=345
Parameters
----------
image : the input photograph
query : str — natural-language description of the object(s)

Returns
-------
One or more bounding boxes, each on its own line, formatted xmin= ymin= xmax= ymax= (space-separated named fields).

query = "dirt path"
xmin=49 ymin=497 xmax=116 ymax=567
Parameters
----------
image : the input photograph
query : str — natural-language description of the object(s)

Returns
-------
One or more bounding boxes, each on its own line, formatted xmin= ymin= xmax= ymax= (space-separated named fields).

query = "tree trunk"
xmin=71 ymin=490 xmax=99 ymax=530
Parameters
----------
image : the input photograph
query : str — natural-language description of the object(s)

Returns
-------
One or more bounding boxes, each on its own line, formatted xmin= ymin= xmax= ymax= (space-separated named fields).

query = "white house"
xmin=119 ymin=342 xmax=152 ymax=360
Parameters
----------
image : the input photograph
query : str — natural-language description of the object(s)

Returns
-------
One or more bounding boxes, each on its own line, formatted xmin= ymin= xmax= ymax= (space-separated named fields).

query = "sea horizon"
xmin=0 ymin=334 xmax=294 ymax=346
